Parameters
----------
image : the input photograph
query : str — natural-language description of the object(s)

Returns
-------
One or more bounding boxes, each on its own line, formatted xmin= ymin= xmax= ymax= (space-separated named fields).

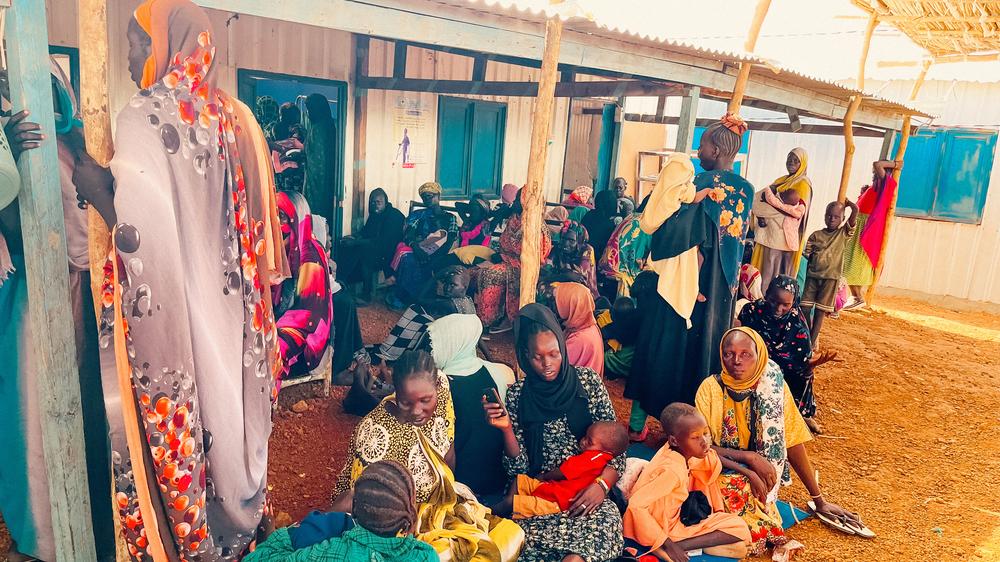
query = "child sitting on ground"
xmin=245 ymin=460 xmax=437 ymax=561
xmin=494 ymin=421 xmax=629 ymax=519
xmin=623 ymin=403 xmax=751 ymax=562
xmin=598 ymin=297 xmax=641 ymax=380
xmin=802 ymin=199 xmax=858 ymax=347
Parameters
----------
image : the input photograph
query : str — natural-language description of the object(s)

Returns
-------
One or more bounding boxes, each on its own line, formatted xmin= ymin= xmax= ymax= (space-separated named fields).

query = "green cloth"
xmin=604 ymin=346 xmax=634 ymax=379
xmin=245 ymin=525 xmax=439 ymax=562
xmin=304 ymin=119 xmax=338 ymax=226
xmin=629 ymin=399 xmax=647 ymax=432
xmin=804 ymin=223 xmax=855 ymax=280
xmin=568 ymin=205 xmax=588 ymax=223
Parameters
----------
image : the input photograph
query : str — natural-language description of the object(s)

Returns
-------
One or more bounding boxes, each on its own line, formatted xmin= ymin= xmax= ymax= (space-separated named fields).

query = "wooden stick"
xmin=866 ymin=114 xmax=911 ymax=306
xmin=79 ymin=0 xmax=114 ymax=315
xmin=6 ymin=1 xmax=97 ymax=559
xmin=910 ymin=60 xmax=932 ymax=101
xmin=728 ymin=0 xmax=772 ymax=114
xmin=78 ymin=2 xmax=130 ymax=559
xmin=838 ymin=12 xmax=878 ymax=203
xmin=519 ymin=15 xmax=563 ymax=308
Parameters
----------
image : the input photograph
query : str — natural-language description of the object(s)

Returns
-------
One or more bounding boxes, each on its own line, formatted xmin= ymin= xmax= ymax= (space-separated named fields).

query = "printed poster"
xmin=392 ymin=97 xmax=429 ymax=168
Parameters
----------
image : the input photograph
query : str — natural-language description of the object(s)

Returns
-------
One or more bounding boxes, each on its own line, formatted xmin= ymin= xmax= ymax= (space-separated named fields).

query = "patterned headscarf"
xmin=720 ymin=112 xmax=749 ymax=135
xmin=767 ymin=274 xmax=801 ymax=312
xmin=418 ymin=181 xmax=442 ymax=196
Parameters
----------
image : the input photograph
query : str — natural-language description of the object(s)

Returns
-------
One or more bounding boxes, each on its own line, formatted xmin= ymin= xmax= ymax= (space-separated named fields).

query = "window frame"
xmin=893 ymin=126 xmax=996 ymax=225
xmin=435 ymin=96 xmax=507 ymax=200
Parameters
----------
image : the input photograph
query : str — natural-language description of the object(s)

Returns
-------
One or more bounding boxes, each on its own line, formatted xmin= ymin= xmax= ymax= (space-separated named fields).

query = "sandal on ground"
xmin=807 ymin=501 xmax=875 ymax=538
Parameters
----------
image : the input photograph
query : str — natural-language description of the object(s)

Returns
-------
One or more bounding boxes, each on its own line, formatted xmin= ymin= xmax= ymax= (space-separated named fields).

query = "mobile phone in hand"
xmin=482 ymin=387 xmax=502 ymax=406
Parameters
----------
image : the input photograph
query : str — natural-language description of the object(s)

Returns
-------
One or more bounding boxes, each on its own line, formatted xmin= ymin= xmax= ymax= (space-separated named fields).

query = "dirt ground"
xmin=268 ymin=293 xmax=1000 ymax=561
xmin=4 ymin=294 xmax=1000 ymax=561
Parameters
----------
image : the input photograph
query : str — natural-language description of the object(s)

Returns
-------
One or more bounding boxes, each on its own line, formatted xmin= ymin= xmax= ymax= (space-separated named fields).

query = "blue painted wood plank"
xmin=5 ymin=1 xmax=97 ymax=559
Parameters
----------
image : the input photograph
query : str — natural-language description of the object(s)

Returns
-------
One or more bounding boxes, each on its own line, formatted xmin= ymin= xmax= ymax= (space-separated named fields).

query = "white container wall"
xmin=863 ymin=80 xmax=1000 ymax=304
xmin=364 ymin=39 xmax=571 ymax=216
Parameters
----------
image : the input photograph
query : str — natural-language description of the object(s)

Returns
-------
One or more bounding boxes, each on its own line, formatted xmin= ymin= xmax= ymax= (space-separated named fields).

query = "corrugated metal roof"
xmin=428 ymin=0 xmax=931 ymax=118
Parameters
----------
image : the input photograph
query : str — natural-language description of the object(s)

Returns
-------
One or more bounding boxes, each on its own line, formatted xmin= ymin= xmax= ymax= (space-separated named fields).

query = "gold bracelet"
xmin=595 ymin=477 xmax=610 ymax=494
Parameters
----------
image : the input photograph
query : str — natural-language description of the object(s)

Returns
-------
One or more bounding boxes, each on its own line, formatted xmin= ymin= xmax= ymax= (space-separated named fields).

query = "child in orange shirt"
xmin=494 ymin=421 xmax=628 ymax=519
xmin=624 ymin=403 xmax=751 ymax=561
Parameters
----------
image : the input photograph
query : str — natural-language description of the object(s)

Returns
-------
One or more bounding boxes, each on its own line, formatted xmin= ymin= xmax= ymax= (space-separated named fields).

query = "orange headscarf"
xmin=554 ymin=282 xmax=597 ymax=334
xmin=134 ymin=0 xmax=217 ymax=90
xmin=720 ymin=112 xmax=749 ymax=136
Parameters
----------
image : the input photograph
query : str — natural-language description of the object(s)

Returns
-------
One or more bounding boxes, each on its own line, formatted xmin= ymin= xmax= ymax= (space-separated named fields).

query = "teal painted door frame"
xmin=236 ymin=68 xmax=348 ymax=237
xmin=594 ymin=103 xmax=616 ymax=191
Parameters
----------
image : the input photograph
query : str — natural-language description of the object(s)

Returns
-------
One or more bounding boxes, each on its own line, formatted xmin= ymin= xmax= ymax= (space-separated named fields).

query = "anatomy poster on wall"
xmin=392 ymin=97 xmax=430 ymax=168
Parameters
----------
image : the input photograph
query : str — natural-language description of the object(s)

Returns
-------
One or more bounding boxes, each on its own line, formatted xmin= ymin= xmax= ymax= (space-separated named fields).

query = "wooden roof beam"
xmin=193 ymin=0 xmax=913 ymax=127
xmin=609 ymin=112 xmax=889 ymax=137
xmin=356 ymin=76 xmax=685 ymax=97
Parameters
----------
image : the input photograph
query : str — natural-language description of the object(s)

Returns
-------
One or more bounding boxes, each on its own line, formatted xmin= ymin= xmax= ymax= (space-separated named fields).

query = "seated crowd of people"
xmin=244 ymin=138 xmax=881 ymax=561
xmin=0 ymin=3 xmax=892 ymax=558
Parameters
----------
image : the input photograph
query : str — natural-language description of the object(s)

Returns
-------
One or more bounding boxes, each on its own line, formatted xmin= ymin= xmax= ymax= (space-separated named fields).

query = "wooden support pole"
xmin=838 ymin=12 xmax=878 ymax=203
xmin=879 ymin=128 xmax=894 ymax=159
xmin=472 ymin=54 xmax=488 ymax=82
xmin=910 ymin=60 xmax=932 ymax=101
xmin=352 ymin=35 xmax=370 ymax=231
xmin=78 ymin=1 xmax=131 ymax=559
xmin=519 ymin=15 xmax=563 ymax=308
xmin=654 ymin=95 xmax=667 ymax=120
xmin=674 ymin=86 xmax=700 ymax=153
xmin=355 ymin=76 xmax=683 ymax=98
xmin=6 ymin=1 xmax=97 ymax=559
xmin=727 ymin=0 xmax=771 ymax=114
xmin=786 ymin=107 xmax=802 ymax=132
xmin=78 ymin=0 xmax=114 ymax=316
xmin=866 ymin=114 xmax=911 ymax=306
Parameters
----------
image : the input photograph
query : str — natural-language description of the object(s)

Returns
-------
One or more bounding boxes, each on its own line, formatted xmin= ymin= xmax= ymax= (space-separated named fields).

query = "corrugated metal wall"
xmin=865 ymin=80 xmax=1000 ymax=303
xmin=562 ymin=99 xmax=605 ymax=190
xmin=47 ymin=0 xmax=359 ymax=223
xmin=364 ymin=39 xmax=571 ymax=212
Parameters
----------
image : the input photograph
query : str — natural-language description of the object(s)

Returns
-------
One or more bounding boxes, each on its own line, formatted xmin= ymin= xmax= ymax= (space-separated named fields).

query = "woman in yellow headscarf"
xmin=751 ymin=148 xmax=812 ymax=282
xmin=694 ymin=327 xmax=863 ymax=555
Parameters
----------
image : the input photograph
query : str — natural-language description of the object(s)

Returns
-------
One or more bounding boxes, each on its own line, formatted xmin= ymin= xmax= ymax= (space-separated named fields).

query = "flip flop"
xmin=808 ymin=501 xmax=875 ymax=538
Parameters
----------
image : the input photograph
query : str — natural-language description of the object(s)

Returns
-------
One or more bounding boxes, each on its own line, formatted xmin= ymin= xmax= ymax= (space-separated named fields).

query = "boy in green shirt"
xmin=802 ymin=199 xmax=858 ymax=347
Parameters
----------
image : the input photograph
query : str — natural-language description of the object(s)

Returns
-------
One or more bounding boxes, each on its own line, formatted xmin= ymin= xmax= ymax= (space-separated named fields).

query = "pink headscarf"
xmin=501 ymin=183 xmax=519 ymax=205
xmin=554 ymin=282 xmax=604 ymax=375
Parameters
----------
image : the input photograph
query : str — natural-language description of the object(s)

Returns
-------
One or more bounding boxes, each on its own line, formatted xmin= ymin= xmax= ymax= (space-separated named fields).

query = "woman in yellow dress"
xmin=695 ymin=327 xmax=862 ymax=555
xmin=332 ymin=350 xmax=523 ymax=562
xmin=752 ymin=148 xmax=812 ymax=279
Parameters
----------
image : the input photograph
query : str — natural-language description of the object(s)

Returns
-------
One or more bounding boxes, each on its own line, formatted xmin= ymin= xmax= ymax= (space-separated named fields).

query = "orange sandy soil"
xmin=4 ymin=294 xmax=1000 ymax=561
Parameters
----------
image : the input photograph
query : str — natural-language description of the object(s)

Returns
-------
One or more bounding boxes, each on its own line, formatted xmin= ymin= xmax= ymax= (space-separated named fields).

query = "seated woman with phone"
xmin=425 ymin=314 xmax=515 ymax=499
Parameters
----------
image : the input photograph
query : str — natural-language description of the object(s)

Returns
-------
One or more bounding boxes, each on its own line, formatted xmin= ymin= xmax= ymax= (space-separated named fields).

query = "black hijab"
xmin=515 ymin=303 xmax=593 ymax=475
xmin=361 ymin=188 xmax=405 ymax=249
xmin=582 ymin=189 xmax=619 ymax=259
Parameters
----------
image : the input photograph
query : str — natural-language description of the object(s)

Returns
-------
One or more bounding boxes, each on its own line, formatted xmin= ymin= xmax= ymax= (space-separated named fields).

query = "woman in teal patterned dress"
xmin=626 ymin=114 xmax=756 ymax=437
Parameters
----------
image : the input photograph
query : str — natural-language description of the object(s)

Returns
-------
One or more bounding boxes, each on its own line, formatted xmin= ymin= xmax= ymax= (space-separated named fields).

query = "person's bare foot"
xmin=492 ymin=490 xmax=514 ymax=518
xmin=561 ymin=555 xmax=585 ymax=562
xmin=805 ymin=416 xmax=823 ymax=435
